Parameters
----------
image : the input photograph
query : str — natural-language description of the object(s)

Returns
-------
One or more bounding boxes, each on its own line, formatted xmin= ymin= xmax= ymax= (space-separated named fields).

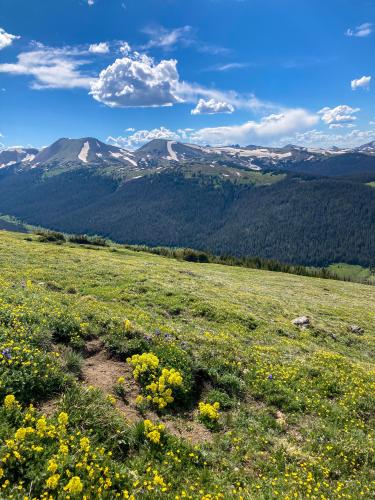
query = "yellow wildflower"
xmin=64 ymin=476 xmax=83 ymax=494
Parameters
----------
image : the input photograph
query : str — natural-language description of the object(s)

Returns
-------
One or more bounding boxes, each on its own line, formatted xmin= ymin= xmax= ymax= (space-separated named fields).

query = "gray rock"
xmin=349 ymin=325 xmax=364 ymax=335
xmin=292 ymin=316 xmax=310 ymax=328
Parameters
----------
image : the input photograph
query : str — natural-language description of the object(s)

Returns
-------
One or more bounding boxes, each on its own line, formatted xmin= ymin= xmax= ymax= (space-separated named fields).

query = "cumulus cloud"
xmin=89 ymin=42 xmax=109 ymax=54
xmin=0 ymin=28 xmax=20 ymax=50
xmin=318 ymin=105 xmax=360 ymax=128
xmin=346 ymin=23 xmax=372 ymax=37
xmin=191 ymin=98 xmax=234 ymax=115
xmin=0 ymin=44 xmax=94 ymax=89
xmin=90 ymin=53 xmax=182 ymax=107
xmin=88 ymin=0 xmax=95 ymax=6
xmin=351 ymin=75 xmax=371 ymax=90
xmin=107 ymin=127 xmax=181 ymax=149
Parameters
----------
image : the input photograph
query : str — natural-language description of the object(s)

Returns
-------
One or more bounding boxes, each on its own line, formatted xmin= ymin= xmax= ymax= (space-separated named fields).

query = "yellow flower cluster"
xmin=146 ymin=368 xmax=183 ymax=409
xmin=143 ymin=419 xmax=165 ymax=445
xmin=124 ymin=319 xmax=132 ymax=332
xmin=198 ymin=402 xmax=220 ymax=420
xmin=3 ymin=394 xmax=20 ymax=410
xmin=0 ymin=397 xmax=134 ymax=497
xmin=127 ymin=353 xmax=184 ymax=409
xmin=127 ymin=352 xmax=159 ymax=379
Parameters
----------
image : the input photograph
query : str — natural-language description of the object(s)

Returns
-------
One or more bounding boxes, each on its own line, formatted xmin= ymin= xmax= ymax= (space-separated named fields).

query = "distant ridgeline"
xmin=0 ymin=137 xmax=374 ymax=268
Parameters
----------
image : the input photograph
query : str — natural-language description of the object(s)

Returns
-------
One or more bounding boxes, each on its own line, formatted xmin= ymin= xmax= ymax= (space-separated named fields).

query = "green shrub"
xmin=58 ymin=346 xmax=83 ymax=377
xmin=205 ymin=389 xmax=234 ymax=409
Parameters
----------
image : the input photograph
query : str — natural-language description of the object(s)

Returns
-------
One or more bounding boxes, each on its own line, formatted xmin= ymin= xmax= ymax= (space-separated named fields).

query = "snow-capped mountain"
xmin=28 ymin=138 xmax=137 ymax=169
xmin=0 ymin=147 xmax=39 ymax=169
xmin=2 ymin=137 xmax=375 ymax=178
xmin=354 ymin=140 xmax=375 ymax=154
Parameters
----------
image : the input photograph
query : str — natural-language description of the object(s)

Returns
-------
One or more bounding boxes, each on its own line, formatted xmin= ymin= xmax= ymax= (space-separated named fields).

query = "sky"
xmin=1 ymin=0 xmax=375 ymax=150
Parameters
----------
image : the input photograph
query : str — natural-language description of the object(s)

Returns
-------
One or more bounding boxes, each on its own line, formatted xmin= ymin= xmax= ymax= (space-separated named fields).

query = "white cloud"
xmin=88 ymin=0 xmax=95 ymax=6
xmin=110 ymin=109 xmax=318 ymax=149
xmin=107 ymin=126 xmax=181 ymax=149
xmin=0 ymin=28 xmax=20 ymax=50
xmin=119 ymin=42 xmax=131 ymax=55
xmin=351 ymin=75 xmax=371 ymax=90
xmin=89 ymin=42 xmax=109 ymax=54
xmin=191 ymin=98 xmax=234 ymax=115
xmin=187 ymin=109 xmax=318 ymax=145
xmin=208 ymin=62 xmax=250 ymax=72
xmin=278 ymin=128 xmax=375 ymax=149
xmin=346 ymin=23 xmax=372 ymax=37
xmin=0 ymin=44 xmax=94 ymax=89
xmin=141 ymin=25 xmax=193 ymax=51
xmin=90 ymin=53 xmax=182 ymax=107
xmin=318 ymin=105 xmax=360 ymax=128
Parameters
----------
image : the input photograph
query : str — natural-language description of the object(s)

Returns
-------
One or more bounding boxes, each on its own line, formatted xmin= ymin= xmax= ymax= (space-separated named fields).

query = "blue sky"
xmin=1 ymin=0 xmax=375 ymax=149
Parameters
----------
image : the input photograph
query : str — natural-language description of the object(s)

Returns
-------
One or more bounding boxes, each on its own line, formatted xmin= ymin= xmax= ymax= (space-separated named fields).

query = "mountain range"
xmin=3 ymin=137 xmax=375 ymax=175
xmin=0 ymin=136 xmax=374 ymax=267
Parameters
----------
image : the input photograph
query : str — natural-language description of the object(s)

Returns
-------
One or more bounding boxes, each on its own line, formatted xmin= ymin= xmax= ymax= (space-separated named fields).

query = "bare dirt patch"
xmin=81 ymin=342 xmax=214 ymax=443
xmin=82 ymin=345 xmax=140 ymax=422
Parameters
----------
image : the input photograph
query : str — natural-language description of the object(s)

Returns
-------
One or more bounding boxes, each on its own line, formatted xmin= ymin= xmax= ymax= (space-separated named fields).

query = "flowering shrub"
xmin=143 ymin=419 xmax=165 ymax=445
xmin=198 ymin=401 xmax=220 ymax=426
xmin=127 ymin=352 xmax=184 ymax=409
xmin=127 ymin=352 xmax=160 ymax=381
xmin=0 ymin=396 xmax=172 ymax=497
xmin=0 ymin=324 xmax=69 ymax=403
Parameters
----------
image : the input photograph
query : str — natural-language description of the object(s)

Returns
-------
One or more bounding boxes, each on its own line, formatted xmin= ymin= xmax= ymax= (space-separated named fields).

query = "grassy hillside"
xmin=328 ymin=263 xmax=375 ymax=285
xmin=0 ymin=230 xmax=374 ymax=499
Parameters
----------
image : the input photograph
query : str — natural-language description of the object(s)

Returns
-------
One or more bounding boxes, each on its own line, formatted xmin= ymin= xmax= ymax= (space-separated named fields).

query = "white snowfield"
xmin=21 ymin=154 xmax=35 ymax=163
xmin=0 ymin=161 xmax=16 ymax=168
xmin=78 ymin=141 xmax=90 ymax=163
xmin=167 ymin=141 xmax=179 ymax=161
xmin=214 ymin=147 xmax=293 ymax=159
xmin=110 ymin=150 xmax=138 ymax=166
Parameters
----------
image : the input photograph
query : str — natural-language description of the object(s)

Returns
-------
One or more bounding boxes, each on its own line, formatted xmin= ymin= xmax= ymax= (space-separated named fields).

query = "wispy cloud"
xmin=346 ymin=22 xmax=372 ymax=37
xmin=141 ymin=25 xmax=194 ymax=51
xmin=140 ymin=24 xmax=230 ymax=55
xmin=207 ymin=62 xmax=250 ymax=72
xmin=0 ymin=43 xmax=95 ymax=89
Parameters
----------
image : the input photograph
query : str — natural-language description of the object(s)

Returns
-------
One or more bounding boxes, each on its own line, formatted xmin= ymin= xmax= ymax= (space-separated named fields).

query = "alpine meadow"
xmin=0 ymin=1 xmax=374 ymax=499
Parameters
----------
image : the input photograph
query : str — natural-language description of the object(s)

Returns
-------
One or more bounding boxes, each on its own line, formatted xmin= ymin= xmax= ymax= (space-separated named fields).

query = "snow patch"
xmin=78 ymin=141 xmax=90 ymax=163
xmin=167 ymin=141 xmax=179 ymax=161
xmin=21 ymin=154 xmax=35 ymax=163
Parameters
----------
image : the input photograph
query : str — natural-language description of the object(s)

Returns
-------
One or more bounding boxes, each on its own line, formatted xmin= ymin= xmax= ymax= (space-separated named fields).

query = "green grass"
xmin=328 ymin=263 xmax=375 ymax=285
xmin=0 ymin=230 xmax=374 ymax=498
xmin=366 ymin=181 xmax=375 ymax=188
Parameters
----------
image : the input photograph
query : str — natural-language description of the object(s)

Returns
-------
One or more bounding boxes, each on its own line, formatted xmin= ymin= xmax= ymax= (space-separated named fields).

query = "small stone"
xmin=349 ymin=325 xmax=364 ymax=335
xmin=292 ymin=316 xmax=310 ymax=328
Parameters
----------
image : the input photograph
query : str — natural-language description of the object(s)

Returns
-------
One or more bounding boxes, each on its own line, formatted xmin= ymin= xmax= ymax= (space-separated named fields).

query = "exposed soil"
xmin=82 ymin=340 xmax=140 ymax=422
xmin=81 ymin=339 xmax=212 ymax=442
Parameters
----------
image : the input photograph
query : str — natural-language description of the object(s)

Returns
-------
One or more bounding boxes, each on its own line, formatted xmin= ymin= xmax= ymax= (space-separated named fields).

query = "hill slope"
xmin=0 ymin=231 xmax=373 ymax=498
xmin=0 ymin=169 xmax=374 ymax=267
